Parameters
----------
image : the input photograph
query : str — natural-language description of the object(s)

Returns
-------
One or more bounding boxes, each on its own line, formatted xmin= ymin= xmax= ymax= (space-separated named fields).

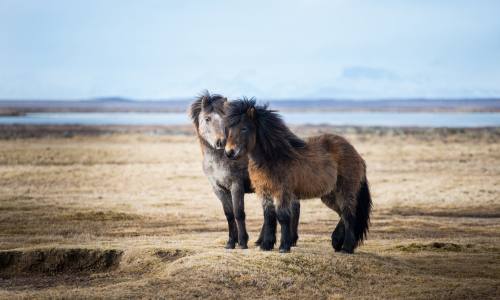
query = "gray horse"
xmin=189 ymin=92 xmax=297 ymax=250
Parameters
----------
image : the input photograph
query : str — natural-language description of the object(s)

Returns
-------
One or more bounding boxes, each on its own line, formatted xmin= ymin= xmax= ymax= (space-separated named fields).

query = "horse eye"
xmin=205 ymin=117 xmax=211 ymax=122
xmin=241 ymin=127 xmax=248 ymax=132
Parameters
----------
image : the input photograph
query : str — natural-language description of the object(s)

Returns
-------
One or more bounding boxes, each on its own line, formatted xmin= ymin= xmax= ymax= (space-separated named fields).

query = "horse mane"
xmin=226 ymin=97 xmax=306 ymax=163
xmin=189 ymin=90 xmax=226 ymax=129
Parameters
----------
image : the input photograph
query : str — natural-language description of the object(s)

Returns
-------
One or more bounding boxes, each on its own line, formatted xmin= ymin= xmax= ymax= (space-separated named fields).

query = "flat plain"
xmin=0 ymin=126 xmax=499 ymax=299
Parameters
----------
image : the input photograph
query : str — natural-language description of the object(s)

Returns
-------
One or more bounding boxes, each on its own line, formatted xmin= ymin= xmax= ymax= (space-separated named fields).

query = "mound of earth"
xmin=0 ymin=248 xmax=123 ymax=276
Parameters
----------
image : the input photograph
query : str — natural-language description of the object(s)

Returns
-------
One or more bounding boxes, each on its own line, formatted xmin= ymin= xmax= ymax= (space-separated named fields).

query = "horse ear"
xmin=201 ymin=95 xmax=210 ymax=109
xmin=247 ymin=107 xmax=256 ymax=120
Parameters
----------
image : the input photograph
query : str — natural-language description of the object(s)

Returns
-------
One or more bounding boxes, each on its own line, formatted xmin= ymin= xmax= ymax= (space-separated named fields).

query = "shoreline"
xmin=0 ymin=124 xmax=498 ymax=140
xmin=1 ymin=99 xmax=500 ymax=114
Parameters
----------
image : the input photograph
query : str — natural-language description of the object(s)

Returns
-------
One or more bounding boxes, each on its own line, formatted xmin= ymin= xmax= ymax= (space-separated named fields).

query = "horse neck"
xmin=248 ymin=143 xmax=282 ymax=172
xmin=196 ymin=132 xmax=218 ymax=156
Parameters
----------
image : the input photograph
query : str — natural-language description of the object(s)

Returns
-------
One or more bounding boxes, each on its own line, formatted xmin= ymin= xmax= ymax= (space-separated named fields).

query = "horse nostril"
xmin=225 ymin=149 xmax=235 ymax=158
xmin=216 ymin=139 xmax=223 ymax=148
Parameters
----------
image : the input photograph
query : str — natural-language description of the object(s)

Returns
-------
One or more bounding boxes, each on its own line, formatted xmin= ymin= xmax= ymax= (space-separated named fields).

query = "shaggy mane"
xmin=225 ymin=98 xmax=306 ymax=163
xmin=189 ymin=90 xmax=226 ymax=129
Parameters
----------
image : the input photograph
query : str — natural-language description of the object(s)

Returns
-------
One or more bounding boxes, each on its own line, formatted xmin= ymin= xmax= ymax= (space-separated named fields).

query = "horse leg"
xmin=340 ymin=210 xmax=356 ymax=254
xmin=290 ymin=200 xmax=300 ymax=246
xmin=213 ymin=186 xmax=237 ymax=249
xmin=259 ymin=195 xmax=277 ymax=251
xmin=321 ymin=193 xmax=345 ymax=251
xmin=231 ymin=183 xmax=249 ymax=249
xmin=276 ymin=194 xmax=293 ymax=253
xmin=331 ymin=219 xmax=345 ymax=252
xmin=337 ymin=191 xmax=357 ymax=254
xmin=255 ymin=224 xmax=264 ymax=246
xmin=255 ymin=196 xmax=269 ymax=246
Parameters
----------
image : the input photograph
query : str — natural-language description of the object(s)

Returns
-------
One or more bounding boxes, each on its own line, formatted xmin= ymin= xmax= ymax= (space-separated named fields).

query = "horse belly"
xmin=294 ymin=164 xmax=337 ymax=200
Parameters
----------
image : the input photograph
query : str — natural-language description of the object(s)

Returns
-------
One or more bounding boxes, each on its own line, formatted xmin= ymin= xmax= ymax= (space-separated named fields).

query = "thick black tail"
xmin=353 ymin=179 xmax=372 ymax=246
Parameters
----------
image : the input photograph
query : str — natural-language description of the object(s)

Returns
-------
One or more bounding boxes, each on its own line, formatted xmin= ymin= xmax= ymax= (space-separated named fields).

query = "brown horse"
xmin=224 ymin=98 xmax=372 ymax=253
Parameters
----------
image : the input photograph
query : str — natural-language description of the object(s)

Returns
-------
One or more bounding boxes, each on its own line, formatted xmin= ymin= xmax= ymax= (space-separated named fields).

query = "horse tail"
xmin=354 ymin=177 xmax=372 ymax=246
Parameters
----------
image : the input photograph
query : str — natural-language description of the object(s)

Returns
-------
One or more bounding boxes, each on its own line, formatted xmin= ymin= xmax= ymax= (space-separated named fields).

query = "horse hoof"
xmin=225 ymin=242 xmax=236 ymax=249
xmin=332 ymin=241 xmax=343 ymax=252
xmin=259 ymin=238 xmax=275 ymax=251
xmin=259 ymin=242 xmax=275 ymax=251
xmin=238 ymin=244 xmax=248 ymax=249
xmin=279 ymin=248 xmax=291 ymax=253
xmin=339 ymin=249 xmax=353 ymax=254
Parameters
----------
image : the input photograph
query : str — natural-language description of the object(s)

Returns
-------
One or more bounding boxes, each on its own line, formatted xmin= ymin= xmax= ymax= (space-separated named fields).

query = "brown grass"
xmin=0 ymin=128 xmax=499 ymax=299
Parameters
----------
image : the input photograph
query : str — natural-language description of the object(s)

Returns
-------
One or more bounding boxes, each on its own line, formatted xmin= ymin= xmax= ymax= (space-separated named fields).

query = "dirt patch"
xmin=0 ymin=248 xmax=123 ymax=276
xmin=394 ymin=242 xmax=473 ymax=253
xmin=61 ymin=211 xmax=141 ymax=222
xmin=389 ymin=206 xmax=500 ymax=218
xmin=154 ymin=249 xmax=190 ymax=262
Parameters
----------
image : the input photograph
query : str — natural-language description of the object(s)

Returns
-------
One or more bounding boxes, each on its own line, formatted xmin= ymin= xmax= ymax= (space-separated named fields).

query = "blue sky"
xmin=1 ymin=0 xmax=499 ymax=100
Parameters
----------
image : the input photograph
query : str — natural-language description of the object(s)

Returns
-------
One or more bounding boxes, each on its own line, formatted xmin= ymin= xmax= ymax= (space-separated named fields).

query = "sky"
xmin=1 ymin=0 xmax=499 ymax=100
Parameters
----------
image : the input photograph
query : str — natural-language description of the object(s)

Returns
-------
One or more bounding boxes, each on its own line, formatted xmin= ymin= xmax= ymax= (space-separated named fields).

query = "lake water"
xmin=0 ymin=112 xmax=499 ymax=127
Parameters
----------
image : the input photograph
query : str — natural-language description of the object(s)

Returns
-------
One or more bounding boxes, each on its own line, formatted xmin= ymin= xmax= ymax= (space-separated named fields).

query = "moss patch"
xmin=394 ymin=242 xmax=473 ymax=253
xmin=61 ymin=210 xmax=141 ymax=222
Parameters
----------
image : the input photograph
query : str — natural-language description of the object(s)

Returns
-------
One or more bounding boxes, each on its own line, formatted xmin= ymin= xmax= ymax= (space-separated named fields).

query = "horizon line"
xmin=1 ymin=97 xmax=500 ymax=102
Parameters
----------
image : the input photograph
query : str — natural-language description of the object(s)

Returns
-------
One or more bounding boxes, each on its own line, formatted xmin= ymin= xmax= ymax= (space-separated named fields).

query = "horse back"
xmin=307 ymin=133 xmax=366 ymax=186
xmin=248 ymin=133 xmax=366 ymax=200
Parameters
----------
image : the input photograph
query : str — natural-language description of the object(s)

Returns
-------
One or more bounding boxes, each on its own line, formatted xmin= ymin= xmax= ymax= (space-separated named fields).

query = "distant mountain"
xmin=85 ymin=97 xmax=133 ymax=103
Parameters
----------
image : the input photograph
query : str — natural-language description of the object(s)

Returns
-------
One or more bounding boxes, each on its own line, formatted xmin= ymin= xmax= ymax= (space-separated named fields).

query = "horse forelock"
xmin=225 ymin=97 xmax=259 ymax=127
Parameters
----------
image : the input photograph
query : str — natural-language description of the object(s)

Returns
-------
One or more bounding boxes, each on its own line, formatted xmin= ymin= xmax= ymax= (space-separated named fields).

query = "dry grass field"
xmin=0 ymin=126 xmax=499 ymax=299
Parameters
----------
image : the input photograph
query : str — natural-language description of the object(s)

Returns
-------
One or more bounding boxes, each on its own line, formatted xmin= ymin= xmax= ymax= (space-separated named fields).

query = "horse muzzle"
xmin=215 ymin=138 xmax=226 ymax=150
xmin=224 ymin=148 xmax=239 ymax=160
